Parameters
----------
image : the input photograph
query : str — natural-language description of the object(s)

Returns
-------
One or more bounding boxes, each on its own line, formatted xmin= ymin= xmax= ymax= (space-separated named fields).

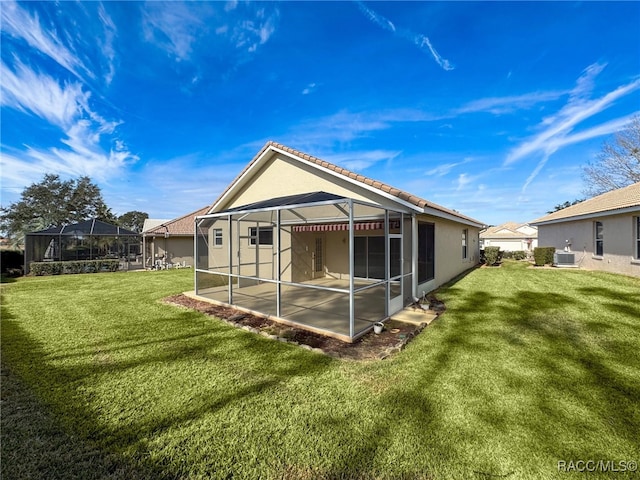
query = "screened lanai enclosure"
xmin=195 ymin=192 xmax=413 ymax=342
xmin=25 ymin=219 xmax=141 ymax=273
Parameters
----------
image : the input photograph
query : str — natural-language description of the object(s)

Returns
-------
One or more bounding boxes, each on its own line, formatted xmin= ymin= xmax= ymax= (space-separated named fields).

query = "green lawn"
xmin=2 ymin=263 xmax=639 ymax=479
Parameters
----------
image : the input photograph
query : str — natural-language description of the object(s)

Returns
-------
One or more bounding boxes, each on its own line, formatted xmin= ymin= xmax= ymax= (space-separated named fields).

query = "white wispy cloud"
xmin=501 ymin=63 xmax=640 ymax=192
xmin=356 ymin=1 xmax=454 ymax=71
xmin=142 ymin=2 xmax=206 ymax=62
xmin=425 ymin=158 xmax=472 ymax=177
xmin=506 ymin=65 xmax=640 ymax=167
xmin=0 ymin=0 xmax=91 ymax=80
xmin=1 ymin=60 xmax=86 ymax=128
xmin=142 ymin=2 xmax=279 ymax=62
xmin=518 ymin=114 xmax=639 ymax=194
xmin=357 ymin=1 xmax=395 ymax=32
xmin=98 ymin=3 xmax=117 ymax=85
xmin=324 ymin=150 xmax=402 ymax=171
xmin=231 ymin=7 xmax=278 ymax=53
xmin=302 ymin=83 xmax=317 ymax=95
xmin=457 ymin=90 xmax=567 ymax=115
xmin=0 ymin=61 xmax=137 ymax=190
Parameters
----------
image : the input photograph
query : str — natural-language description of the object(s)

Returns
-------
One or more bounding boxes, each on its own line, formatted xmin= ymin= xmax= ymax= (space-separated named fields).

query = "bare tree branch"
xmin=583 ymin=115 xmax=640 ymax=196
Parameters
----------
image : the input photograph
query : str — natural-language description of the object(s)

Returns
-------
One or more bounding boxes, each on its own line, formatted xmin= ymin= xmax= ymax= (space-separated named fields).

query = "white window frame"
xmin=213 ymin=228 xmax=223 ymax=248
xmin=635 ymin=216 xmax=640 ymax=260
xmin=462 ymin=228 xmax=469 ymax=259
xmin=594 ymin=221 xmax=604 ymax=257
xmin=249 ymin=226 xmax=273 ymax=246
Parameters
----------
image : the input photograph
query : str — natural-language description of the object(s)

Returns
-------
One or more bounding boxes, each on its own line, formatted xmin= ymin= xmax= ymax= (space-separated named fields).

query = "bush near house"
xmin=483 ymin=246 xmax=501 ymax=266
xmin=503 ymin=250 xmax=528 ymax=261
xmin=29 ymin=260 xmax=119 ymax=276
xmin=1 ymin=250 xmax=23 ymax=276
xmin=533 ymin=246 xmax=556 ymax=266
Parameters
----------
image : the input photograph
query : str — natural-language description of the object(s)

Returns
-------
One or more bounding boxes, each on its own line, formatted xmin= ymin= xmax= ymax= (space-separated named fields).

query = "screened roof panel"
xmin=221 ymin=191 xmax=347 ymax=214
xmin=28 ymin=219 xmax=139 ymax=236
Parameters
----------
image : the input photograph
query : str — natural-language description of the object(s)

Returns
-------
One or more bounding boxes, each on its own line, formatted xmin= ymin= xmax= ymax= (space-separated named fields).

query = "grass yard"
xmin=2 ymin=263 xmax=639 ymax=479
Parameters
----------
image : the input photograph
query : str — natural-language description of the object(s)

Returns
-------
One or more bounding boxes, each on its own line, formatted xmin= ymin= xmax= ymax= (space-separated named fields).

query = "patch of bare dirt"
xmin=163 ymin=294 xmax=443 ymax=360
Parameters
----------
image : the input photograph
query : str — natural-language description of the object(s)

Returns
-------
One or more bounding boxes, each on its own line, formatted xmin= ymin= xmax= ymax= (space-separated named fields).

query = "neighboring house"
xmin=193 ymin=141 xmax=485 ymax=342
xmin=142 ymin=218 xmax=170 ymax=234
xmin=480 ymin=222 xmax=538 ymax=251
xmin=142 ymin=207 xmax=209 ymax=268
xmin=531 ymin=181 xmax=640 ymax=277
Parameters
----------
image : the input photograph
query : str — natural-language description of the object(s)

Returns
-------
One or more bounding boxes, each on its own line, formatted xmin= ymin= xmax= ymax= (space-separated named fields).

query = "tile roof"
xmin=142 ymin=219 xmax=170 ymax=233
xmin=480 ymin=222 xmax=537 ymax=239
xmin=144 ymin=206 xmax=210 ymax=236
xmin=212 ymin=141 xmax=484 ymax=226
xmin=531 ymin=182 xmax=640 ymax=225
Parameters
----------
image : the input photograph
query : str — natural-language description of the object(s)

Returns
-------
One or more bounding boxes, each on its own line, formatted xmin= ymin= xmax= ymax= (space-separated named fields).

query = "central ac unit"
xmin=554 ymin=252 xmax=575 ymax=267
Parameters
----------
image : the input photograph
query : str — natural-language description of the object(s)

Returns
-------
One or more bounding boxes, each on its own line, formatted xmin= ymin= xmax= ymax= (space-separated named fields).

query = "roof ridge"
xmin=211 ymin=140 xmax=483 ymax=225
xmin=145 ymin=205 xmax=210 ymax=235
xmin=532 ymin=181 xmax=640 ymax=224
xmin=161 ymin=205 xmax=210 ymax=227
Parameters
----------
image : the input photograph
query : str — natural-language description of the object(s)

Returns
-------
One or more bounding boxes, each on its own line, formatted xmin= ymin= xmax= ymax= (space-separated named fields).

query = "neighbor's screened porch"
xmin=24 ymin=219 xmax=141 ymax=273
xmin=194 ymin=192 xmax=413 ymax=342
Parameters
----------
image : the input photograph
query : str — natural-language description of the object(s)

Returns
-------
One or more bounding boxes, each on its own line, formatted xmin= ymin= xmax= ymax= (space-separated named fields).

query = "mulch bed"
xmin=163 ymin=294 xmax=443 ymax=360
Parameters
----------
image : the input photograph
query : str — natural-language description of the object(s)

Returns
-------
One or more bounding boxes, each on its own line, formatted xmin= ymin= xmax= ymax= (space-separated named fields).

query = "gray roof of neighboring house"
xmin=531 ymin=182 xmax=640 ymax=225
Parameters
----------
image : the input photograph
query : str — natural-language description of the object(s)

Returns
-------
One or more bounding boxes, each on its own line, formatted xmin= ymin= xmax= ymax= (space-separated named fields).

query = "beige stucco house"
xmin=193 ymin=141 xmax=484 ymax=342
xmin=480 ymin=222 xmax=538 ymax=251
xmin=531 ymin=181 xmax=640 ymax=277
xmin=142 ymin=207 xmax=209 ymax=269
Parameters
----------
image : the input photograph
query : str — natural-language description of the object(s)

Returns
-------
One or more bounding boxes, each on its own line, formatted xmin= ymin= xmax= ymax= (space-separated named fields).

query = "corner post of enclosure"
xmin=228 ymin=215 xmax=233 ymax=305
xmin=348 ymin=199 xmax=355 ymax=339
xmin=384 ymin=209 xmax=390 ymax=317
xmin=276 ymin=209 xmax=281 ymax=317
xmin=412 ymin=214 xmax=418 ymax=299
xmin=193 ymin=218 xmax=198 ymax=294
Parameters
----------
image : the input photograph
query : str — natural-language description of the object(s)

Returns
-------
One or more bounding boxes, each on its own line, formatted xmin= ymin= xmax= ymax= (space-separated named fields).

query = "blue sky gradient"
xmin=2 ymin=1 xmax=639 ymax=225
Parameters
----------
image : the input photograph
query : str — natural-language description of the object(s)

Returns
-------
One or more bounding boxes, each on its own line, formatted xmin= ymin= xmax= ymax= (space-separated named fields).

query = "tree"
xmin=547 ymin=199 xmax=584 ymax=214
xmin=118 ymin=211 xmax=149 ymax=233
xmin=583 ymin=115 xmax=640 ymax=196
xmin=0 ymin=174 xmax=114 ymax=245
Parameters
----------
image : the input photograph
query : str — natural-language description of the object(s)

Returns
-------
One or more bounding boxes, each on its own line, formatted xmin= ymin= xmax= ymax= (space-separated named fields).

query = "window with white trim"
xmin=462 ymin=228 xmax=468 ymax=259
xmin=213 ymin=228 xmax=223 ymax=247
xmin=594 ymin=221 xmax=603 ymax=256
xmin=635 ymin=217 xmax=640 ymax=260
xmin=249 ymin=226 xmax=273 ymax=246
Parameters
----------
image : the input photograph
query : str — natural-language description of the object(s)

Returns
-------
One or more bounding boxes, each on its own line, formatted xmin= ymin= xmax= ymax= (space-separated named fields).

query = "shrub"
xmin=484 ymin=246 xmax=501 ymax=266
xmin=512 ymin=250 xmax=527 ymax=261
xmin=533 ymin=247 xmax=555 ymax=266
xmin=1 ymin=250 xmax=24 ymax=275
xmin=29 ymin=260 xmax=119 ymax=276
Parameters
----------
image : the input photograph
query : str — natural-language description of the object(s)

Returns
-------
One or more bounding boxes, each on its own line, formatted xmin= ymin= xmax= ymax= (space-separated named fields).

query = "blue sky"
xmin=2 ymin=1 xmax=639 ymax=226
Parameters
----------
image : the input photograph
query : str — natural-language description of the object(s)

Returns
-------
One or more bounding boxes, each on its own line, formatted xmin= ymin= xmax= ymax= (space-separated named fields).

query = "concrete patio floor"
xmin=193 ymin=277 xmax=395 ymax=340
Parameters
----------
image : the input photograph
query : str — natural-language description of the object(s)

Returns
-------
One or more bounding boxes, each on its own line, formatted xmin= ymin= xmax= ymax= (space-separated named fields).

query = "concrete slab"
xmin=391 ymin=308 xmax=438 ymax=325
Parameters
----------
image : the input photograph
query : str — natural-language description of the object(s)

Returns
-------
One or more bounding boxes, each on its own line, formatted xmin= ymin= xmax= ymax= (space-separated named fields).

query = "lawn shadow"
xmin=1 ymin=303 xmax=334 ymax=480
xmin=362 ymin=269 xmax=640 ymax=478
